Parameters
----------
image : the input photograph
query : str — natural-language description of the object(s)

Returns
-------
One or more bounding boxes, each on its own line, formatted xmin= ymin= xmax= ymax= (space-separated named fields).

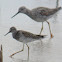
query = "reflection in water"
xmin=53 ymin=0 xmax=59 ymax=23
xmin=1 ymin=0 xmax=62 ymax=62
xmin=10 ymin=38 xmax=52 ymax=62
xmin=11 ymin=57 xmax=36 ymax=62
xmin=56 ymin=0 xmax=59 ymax=8
xmin=12 ymin=58 xmax=28 ymax=62
xmin=32 ymin=38 xmax=52 ymax=52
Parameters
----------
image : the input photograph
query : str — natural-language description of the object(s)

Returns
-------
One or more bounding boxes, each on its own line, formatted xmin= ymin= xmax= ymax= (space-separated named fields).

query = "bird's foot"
xmin=51 ymin=34 xmax=54 ymax=38
xmin=9 ymin=54 xmax=14 ymax=58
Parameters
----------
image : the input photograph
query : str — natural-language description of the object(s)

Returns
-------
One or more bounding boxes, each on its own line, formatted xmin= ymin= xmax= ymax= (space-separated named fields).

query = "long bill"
xmin=11 ymin=11 xmax=19 ymax=18
xmin=4 ymin=31 xmax=10 ymax=36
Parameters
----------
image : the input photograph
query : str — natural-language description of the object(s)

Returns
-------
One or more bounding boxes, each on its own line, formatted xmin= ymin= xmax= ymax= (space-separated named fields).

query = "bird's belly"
xmin=19 ymin=37 xmax=36 ymax=44
xmin=33 ymin=15 xmax=47 ymax=22
xmin=35 ymin=18 xmax=46 ymax=22
xmin=18 ymin=37 xmax=25 ymax=43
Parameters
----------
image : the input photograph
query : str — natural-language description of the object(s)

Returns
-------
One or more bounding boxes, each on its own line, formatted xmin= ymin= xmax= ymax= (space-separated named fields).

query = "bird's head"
xmin=4 ymin=27 xmax=16 ymax=36
xmin=11 ymin=6 xmax=27 ymax=18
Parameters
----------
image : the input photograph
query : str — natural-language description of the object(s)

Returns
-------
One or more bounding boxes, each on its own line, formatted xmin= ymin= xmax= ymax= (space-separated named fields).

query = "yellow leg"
xmin=10 ymin=44 xmax=24 ymax=58
xmin=46 ymin=21 xmax=53 ymax=38
xmin=40 ymin=22 xmax=43 ymax=35
xmin=26 ymin=44 xmax=29 ymax=60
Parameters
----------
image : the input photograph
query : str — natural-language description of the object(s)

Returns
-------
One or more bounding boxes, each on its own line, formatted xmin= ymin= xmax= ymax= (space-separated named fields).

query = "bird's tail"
xmin=57 ymin=7 xmax=61 ymax=10
xmin=51 ymin=7 xmax=61 ymax=15
xmin=55 ymin=7 xmax=61 ymax=12
xmin=36 ymin=35 xmax=47 ymax=38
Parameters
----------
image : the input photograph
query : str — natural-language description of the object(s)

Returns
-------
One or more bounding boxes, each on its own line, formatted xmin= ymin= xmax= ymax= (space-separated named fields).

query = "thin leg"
xmin=40 ymin=22 xmax=43 ymax=34
xmin=46 ymin=21 xmax=53 ymax=38
xmin=26 ymin=44 xmax=29 ymax=60
xmin=10 ymin=44 xmax=24 ymax=58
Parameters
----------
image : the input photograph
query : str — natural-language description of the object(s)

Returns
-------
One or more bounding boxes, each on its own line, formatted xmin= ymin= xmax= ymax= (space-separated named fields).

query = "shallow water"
xmin=0 ymin=0 xmax=62 ymax=62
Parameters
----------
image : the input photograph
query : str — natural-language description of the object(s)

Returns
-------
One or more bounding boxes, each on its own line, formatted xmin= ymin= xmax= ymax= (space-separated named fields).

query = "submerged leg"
xmin=26 ymin=44 xmax=29 ymax=60
xmin=46 ymin=21 xmax=53 ymax=38
xmin=40 ymin=22 xmax=43 ymax=34
xmin=10 ymin=44 xmax=24 ymax=58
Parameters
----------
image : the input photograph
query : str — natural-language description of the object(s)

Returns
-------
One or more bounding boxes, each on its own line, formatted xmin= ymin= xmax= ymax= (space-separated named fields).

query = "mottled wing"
xmin=32 ymin=7 xmax=61 ymax=16
xmin=21 ymin=30 xmax=45 ymax=39
xmin=39 ymin=7 xmax=61 ymax=16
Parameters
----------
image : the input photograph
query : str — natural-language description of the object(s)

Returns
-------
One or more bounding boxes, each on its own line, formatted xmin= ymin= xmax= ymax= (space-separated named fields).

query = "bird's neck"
xmin=12 ymin=31 xmax=17 ymax=38
xmin=24 ymin=9 xmax=33 ymax=19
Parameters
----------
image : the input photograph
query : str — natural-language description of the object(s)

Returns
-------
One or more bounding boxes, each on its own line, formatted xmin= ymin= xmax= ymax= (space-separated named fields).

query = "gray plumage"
xmin=11 ymin=6 xmax=61 ymax=38
xmin=5 ymin=27 xmax=46 ymax=58
xmin=5 ymin=27 xmax=46 ymax=43
xmin=11 ymin=6 xmax=61 ymax=22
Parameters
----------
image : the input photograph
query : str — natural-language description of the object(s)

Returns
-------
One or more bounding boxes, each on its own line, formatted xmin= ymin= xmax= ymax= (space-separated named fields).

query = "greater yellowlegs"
xmin=4 ymin=27 xmax=46 ymax=59
xmin=11 ymin=6 xmax=61 ymax=38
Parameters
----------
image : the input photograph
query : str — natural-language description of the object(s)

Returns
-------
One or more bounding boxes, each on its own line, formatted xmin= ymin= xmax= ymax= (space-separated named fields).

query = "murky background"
xmin=0 ymin=0 xmax=62 ymax=62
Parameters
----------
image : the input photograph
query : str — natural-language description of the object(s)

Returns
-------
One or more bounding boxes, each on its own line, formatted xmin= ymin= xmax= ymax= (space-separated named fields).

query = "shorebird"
xmin=11 ymin=6 xmax=61 ymax=38
xmin=4 ymin=27 xmax=46 ymax=59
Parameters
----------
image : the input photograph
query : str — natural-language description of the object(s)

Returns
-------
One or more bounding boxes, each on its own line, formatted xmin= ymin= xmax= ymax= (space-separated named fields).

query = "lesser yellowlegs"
xmin=4 ymin=27 xmax=46 ymax=59
xmin=11 ymin=6 xmax=61 ymax=38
